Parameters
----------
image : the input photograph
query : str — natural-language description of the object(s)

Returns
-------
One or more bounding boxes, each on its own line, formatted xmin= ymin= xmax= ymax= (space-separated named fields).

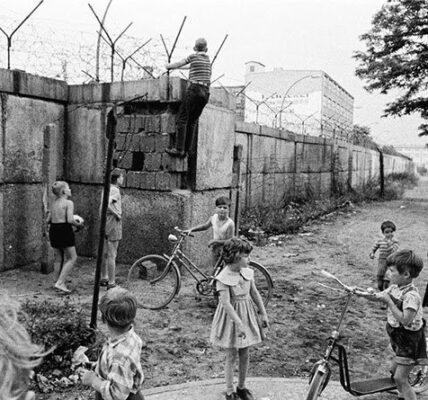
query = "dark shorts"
xmin=386 ymin=323 xmax=428 ymax=365
xmin=49 ymin=223 xmax=75 ymax=249
xmin=95 ymin=391 xmax=145 ymax=400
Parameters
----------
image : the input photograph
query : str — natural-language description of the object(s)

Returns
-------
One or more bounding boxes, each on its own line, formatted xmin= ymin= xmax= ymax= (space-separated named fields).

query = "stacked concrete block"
xmin=113 ymin=111 xmax=186 ymax=191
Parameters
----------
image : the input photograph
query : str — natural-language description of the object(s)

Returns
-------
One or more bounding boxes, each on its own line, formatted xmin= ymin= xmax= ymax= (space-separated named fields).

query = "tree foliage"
xmin=354 ymin=0 xmax=428 ymax=135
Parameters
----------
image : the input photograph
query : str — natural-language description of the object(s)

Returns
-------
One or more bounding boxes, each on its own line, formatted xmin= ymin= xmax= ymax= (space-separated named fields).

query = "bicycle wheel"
xmin=249 ymin=260 xmax=273 ymax=306
xmin=305 ymin=368 xmax=327 ymax=400
xmin=409 ymin=364 xmax=428 ymax=393
xmin=127 ymin=255 xmax=181 ymax=310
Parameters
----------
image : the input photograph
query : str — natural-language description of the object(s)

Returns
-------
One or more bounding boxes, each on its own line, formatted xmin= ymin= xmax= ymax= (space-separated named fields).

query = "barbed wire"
xmin=0 ymin=15 xmax=192 ymax=83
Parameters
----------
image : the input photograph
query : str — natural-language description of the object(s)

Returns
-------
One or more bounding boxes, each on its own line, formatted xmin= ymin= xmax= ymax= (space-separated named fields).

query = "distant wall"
xmin=235 ymin=121 xmax=413 ymax=209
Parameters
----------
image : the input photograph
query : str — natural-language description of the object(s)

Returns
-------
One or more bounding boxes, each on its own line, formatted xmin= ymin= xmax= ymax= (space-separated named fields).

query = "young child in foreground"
xmin=369 ymin=220 xmax=399 ymax=290
xmin=210 ymin=237 xmax=269 ymax=400
xmin=359 ymin=249 xmax=426 ymax=400
xmin=0 ymin=293 xmax=47 ymax=400
xmin=184 ymin=196 xmax=235 ymax=269
xmin=81 ymin=287 xmax=145 ymax=400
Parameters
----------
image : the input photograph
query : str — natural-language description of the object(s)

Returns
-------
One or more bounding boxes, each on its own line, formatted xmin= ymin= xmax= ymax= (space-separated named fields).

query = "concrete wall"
xmin=0 ymin=70 xmax=66 ymax=271
xmin=235 ymin=121 xmax=413 ymax=210
xmin=67 ymin=78 xmax=237 ymax=264
xmin=0 ymin=69 xmax=414 ymax=270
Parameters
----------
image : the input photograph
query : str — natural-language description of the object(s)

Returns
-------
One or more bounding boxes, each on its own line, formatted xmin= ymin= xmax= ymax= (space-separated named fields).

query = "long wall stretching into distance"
xmin=0 ymin=69 xmax=413 ymax=271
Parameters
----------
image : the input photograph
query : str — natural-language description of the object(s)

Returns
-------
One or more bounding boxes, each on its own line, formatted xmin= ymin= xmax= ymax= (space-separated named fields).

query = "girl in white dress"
xmin=210 ymin=238 xmax=269 ymax=400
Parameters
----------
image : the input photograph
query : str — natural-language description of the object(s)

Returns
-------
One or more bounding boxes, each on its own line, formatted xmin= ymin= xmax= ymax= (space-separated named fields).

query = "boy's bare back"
xmin=50 ymin=198 xmax=73 ymax=223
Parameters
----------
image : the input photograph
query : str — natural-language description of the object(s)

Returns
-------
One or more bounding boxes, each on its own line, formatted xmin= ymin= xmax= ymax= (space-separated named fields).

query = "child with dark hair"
xmin=369 ymin=220 xmax=399 ymax=290
xmin=184 ymin=195 xmax=235 ymax=268
xmin=165 ymin=38 xmax=211 ymax=158
xmin=210 ymin=237 xmax=268 ymax=400
xmin=81 ymin=287 xmax=145 ymax=400
xmin=359 ymin=249 xmax=426 ymax=400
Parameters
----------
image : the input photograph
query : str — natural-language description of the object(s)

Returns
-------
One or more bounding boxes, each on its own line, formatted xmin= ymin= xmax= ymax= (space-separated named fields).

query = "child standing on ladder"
xmin=165 ymin=38 xmax=211 ymax=158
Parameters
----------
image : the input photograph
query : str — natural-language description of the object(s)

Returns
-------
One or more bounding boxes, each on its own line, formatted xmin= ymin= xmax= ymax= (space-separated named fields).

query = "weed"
xmin=22 ymin=299 xmax=102 ymax=375
xmin=240 ymin=171 xmax=419 ymax=236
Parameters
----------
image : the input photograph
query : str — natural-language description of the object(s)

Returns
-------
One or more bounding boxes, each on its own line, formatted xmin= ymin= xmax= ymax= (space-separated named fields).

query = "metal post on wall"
xmin=0 ymin=0 xmax=44 ymax=69
xmin=90 ymin=106 xmax=117 ymax=329
xmin=378 ymin=146 xmax=385 ymax=198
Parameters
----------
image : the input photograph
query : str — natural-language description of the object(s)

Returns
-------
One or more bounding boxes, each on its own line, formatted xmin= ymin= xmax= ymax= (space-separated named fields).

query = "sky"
xmin=1 ymin=0 xmax=426 ymax=147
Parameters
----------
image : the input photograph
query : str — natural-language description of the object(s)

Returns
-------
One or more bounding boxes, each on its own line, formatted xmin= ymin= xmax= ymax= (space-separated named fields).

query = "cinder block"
xmin=144 ymin=172 xmax=156 ymax=190
xmin=130 ymin=133 xmax=142 ymax=151
xmin=160 ymin=113 xmax=176 ymax=133
xmin=155 ymin=172 xmax=173 ymax=190
xmin=116 ymin=115 xmax=133 ymax=133
xmin=162 ymin=154 xmax=187 ymax=172
xmin=155 ymin=133 xmax=170 ymax=152
xmin=117 ymin=152 xmax=133 ymax=169
xmin=135 ymin=116 xmax=146 ymax=133
xmin=144 ymin=153 xmax=162 ymax=171
xmin=140 ymin=135 xmax=155 ymax=152
xmin=145 ymin=115 xmax=161 ymax=133
xmin=115 ymin=134 xmax=127 ymax=151
xmin=126 ymin=171 xmax=142 ymax=188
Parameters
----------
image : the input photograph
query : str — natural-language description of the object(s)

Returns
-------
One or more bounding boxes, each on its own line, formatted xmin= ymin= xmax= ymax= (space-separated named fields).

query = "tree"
xmin=354 ymin=0 xmax=428 ymax=135
xmin=350 ymin=124 xmax=377 ymax=146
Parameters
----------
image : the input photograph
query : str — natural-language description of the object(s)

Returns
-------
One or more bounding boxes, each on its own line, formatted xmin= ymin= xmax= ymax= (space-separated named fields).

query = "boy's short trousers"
xmin=386 ymin=323 xmax=428 ymax=365
xmin=49 ymin=223 xmax=75 ymax=249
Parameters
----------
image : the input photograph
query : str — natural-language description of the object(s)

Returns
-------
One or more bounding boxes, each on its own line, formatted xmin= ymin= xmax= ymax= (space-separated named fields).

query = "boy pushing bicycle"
xmin=184 ymin=196 xmax=235 ymax=269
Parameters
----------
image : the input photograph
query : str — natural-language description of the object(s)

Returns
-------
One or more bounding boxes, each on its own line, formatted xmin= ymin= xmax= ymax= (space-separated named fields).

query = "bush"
xmin=22 ymin=299 xmax=101 ymax=375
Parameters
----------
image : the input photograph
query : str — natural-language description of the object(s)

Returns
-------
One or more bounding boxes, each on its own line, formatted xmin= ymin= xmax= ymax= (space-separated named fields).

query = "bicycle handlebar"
xmin=319 ymin=269 xmax=376 ymax=297
xmin=174 ymin=226 xmax=194 ymax=237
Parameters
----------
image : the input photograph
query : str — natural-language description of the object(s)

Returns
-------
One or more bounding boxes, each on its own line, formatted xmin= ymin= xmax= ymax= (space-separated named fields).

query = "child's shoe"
xmin=225 ymin=392 xmax=239 ymax=400
xmin=236 ymin=387 xmax=254 ymax=400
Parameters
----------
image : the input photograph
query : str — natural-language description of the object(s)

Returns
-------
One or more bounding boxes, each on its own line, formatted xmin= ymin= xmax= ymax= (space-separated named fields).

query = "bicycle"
xmin=305 ymin=270 xmax=428 ymax=399
xmin=126 ymin=227 xmax=274 ymax=310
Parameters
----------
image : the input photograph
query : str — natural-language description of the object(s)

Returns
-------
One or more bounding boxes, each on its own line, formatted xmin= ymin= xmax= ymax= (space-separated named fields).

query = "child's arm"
xmin=81 ymin=361 xmax=137 ymax=400
xmin=184 ymin=218 xmax=212 ymax=234
xmin=165 ymin=59 xmax=190 ymax=70
xmin=66 ymin=201 xmax=83 ymax=228
xmin=217 ymin=284 xmax=246 ymax=338
xmin=45 ymin=210 xmax=51 ymax=224
xmin=250 ymin=280 xmax=269 ymax=327
xmin=376 ymin=291 xmax=417 ymax=325
xmin=369 ymin=241 xmax=380 ymax=259
xmin=107 ymin=200 xmax=121 ymax=220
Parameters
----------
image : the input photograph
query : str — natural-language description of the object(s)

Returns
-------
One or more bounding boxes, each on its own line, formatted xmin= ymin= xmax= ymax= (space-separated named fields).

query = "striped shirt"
xmin=372 ymin=238 xmax=399 ymax=260
xmin=95 ymin=326 xmax=144 ymax=400
xmin=185 ymin=52 xmax=211 ymax=84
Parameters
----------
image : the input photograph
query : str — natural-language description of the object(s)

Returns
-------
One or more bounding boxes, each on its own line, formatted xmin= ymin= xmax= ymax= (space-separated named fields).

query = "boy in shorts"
xmin=360 ymin=249 xmax=427 ymax=400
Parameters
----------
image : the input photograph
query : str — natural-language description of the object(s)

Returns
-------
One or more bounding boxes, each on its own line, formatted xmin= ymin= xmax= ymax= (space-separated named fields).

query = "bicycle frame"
xmin=155 ymin=232 xmax=222 ymax=287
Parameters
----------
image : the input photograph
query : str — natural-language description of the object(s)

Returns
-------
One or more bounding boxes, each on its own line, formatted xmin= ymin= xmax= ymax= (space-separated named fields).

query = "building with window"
xmin=240 ymin=61 xmax=354 ymax=138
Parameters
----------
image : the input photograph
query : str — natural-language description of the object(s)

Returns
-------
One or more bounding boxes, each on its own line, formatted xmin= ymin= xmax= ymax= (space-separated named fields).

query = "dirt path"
xmin=2 ymin=179 xmax=428 ymax=399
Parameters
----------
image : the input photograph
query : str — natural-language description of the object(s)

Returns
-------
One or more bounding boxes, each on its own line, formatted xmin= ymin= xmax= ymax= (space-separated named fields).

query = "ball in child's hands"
xmin=73 ymin=215 xmax=84 ymax=232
